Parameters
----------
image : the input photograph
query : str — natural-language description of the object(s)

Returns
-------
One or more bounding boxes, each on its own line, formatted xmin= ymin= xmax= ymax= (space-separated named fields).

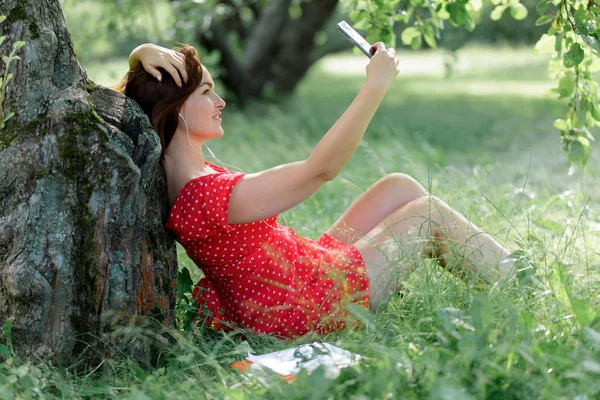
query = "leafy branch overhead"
xmin=342 ymin=0 xmax=600 ymax=167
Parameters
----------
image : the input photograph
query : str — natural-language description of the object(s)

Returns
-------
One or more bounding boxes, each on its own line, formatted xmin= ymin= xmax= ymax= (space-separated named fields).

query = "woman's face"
xmin=179 ymin=65 xmax=226 ymax=140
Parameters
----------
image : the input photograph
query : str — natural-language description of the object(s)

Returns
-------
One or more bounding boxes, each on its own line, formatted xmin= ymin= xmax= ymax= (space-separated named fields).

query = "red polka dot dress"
xmin=165 ymin=162 xmax=370 ymax=338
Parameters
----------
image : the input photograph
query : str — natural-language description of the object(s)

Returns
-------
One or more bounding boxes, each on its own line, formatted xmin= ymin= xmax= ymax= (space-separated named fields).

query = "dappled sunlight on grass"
xmin=399 ymin=79 xmax=554 ymax=97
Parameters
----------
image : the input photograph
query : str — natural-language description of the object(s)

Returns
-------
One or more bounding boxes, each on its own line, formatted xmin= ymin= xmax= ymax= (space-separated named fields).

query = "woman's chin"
xmin=204 ymin=129 xmax=224 ymax=139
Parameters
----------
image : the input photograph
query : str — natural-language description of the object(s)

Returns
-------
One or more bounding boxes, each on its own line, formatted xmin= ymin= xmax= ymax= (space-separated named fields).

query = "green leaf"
xmin=557 ymin=70 xmax=576 ymax=97
xmin=13 ymin=41 xmax=26 ymax=50
xmin=0 ymin=344 xmax=10 ymax=359
xmin=572 ymin=297 xmax=597 ymax=327
xmin=2 ymin=112 xmax=15 ymax=123
xmin=555 ymin=33 xmax=563 ymax=52
xmin=410 ymin=35 xmax=422 ymax=50
xmin=584 ymin=327 xmax=600 ymax=350
xmin=379 ymin=25 xmax=395 ymax=47
xmin=436 ymin=308 xmax=461 ymax=338
xmin=400 ymin=27 xmax=420 ymax=45
xmin=568 ymin=139 xmax=585 ymax=164
xmin=423 ymin=25 xmax=437 ymax=48
xmin=535 ymin=14 xmax=554 ymax=26
xmin=5 ymin=73 xmax=13 ymax=85
xmin=590 ymin=102 xmax=600 ymax=121
xmin=393 ymin=12 xmax=409 ymax=22
xmin=0 ymin=35 xmax=5 ymax=46
xmin=564 ymin=43 xmax=585 ymax=68
xmin=549 ymin=262 xmax=571 ymax=307
xmin=518 ymin=310 xmax=536 ymax=330
xmin=510 ymin=4 xmax=528 ymax=20
xmin=574 ymin=7 xmax=588 ymax=30
xmin=553 ymin=119 xmax=569 ymax=131
xmin=458 ymin=332 xmax=483 ymax=362
xmin=470 ymin=293 xmax=494 ymax=334
xmin=438 ymin=5 xmax=450 ymax=19
xmin=577 ymin=126 xmax=595 ymax=142
xmin=490 ymin=5 xmax=507 ymax=21
xmin=0 ymin=15 xmax=6 ymax=24
xmin=470 ymin=0 xmax=484 ymax=12
xmin=2 ymin=318 xmax=13 ymax=353
xmin=534 ymin=33 xmax=556 ymax=55
xmin=176 ymin=267 xmax=193 ymax=297
xmin=575 ymin=136 xmax=592 ymax=165
xmin=447 ymin=2 xmax=471 ymax=26
xmin=347 ymin=304 xmax=380 ymax=334
xmin=536 ymin=0 xmax=552 ymax=15
xmin=353 ymin=18 xmax=370 ymax=30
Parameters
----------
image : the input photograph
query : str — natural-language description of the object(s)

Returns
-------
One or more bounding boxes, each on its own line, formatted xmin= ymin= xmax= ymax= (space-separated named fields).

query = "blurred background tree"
xmin=62 ymin=0 xmax=547 ymax=100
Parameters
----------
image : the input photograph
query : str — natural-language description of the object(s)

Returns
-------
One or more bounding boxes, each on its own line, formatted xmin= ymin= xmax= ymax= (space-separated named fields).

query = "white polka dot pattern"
xmin=165 ymin=162 xmax=370 ymax=337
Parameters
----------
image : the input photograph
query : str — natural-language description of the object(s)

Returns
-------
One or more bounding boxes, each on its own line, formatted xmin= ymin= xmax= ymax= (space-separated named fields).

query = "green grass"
xmin=2 ymin=46 xmax=600 ymax=399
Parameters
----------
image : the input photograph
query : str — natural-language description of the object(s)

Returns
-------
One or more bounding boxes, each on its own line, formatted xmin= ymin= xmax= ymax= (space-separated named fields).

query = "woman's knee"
xmin=403 ymin=195 xmax=450 ymax=225
xmin=380 ymin=173 xmax=428 ymax=199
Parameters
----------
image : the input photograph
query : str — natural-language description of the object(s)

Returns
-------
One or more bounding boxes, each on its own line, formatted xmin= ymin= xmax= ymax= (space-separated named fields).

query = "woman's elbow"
xmin=318 ymin=168 xmax=340 ymax=182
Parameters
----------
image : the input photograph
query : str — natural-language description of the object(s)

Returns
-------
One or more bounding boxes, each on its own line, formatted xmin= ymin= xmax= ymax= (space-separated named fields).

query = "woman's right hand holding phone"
xmin=365 ymin=42 xmax=400 ymax=91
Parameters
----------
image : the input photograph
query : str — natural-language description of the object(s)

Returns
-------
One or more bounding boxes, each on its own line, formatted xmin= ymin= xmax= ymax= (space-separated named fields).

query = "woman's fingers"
xmin=173 ymin=57 xmax=189 ymax=84
xmin=142 ymin=63 xmax=162 ymax=81
xmin=370 ymin=41 xmax=386 ymax=56
xmin=157 ymin=52 xmax=187 ymax=85
xmin=136 ymin=45 xmax=189 ymax=86
xmin=164 ymin=64 xmax=183 ymax=87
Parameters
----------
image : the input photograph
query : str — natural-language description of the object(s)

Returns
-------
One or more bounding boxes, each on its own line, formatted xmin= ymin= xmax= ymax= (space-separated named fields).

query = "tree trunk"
xmin=195 ymin=0 xmax=343 ymax=103
xmin=0 ymin=0 xmax=177 ymax=366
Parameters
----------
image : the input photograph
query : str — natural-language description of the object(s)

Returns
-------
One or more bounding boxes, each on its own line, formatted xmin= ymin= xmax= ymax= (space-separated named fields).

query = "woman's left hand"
xmin=129 ymin=43 xmax=188 ymax=87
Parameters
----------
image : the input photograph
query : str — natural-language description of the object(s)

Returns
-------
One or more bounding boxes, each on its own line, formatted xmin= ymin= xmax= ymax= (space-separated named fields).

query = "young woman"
xmin=121 ymin=43 xmax=515 ymax=338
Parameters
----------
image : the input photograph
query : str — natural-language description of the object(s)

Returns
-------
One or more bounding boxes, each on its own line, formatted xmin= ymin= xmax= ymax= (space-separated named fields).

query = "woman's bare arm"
xmin=228 ymin=43 xmax=400 ymax=224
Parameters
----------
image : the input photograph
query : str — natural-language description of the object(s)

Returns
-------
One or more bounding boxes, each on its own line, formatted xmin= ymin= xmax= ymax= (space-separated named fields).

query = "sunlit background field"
xmin=2 ymin=1 xmax=600 ymax=397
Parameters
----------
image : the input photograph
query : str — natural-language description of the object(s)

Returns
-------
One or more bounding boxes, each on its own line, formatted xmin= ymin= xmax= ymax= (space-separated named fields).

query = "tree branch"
xmin=196 ymin=16 xmax=248 ymax=104
xmin=311 ymin=40 xmax=353 ymax=63
xmin=219 ymin=0 xmax=250 ymax=40
xmin=243 ymin=0 xmax=292 ymax=71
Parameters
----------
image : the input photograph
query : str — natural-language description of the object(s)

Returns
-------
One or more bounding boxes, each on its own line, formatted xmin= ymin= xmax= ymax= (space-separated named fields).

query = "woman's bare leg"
xmin=326 ymin=173 xmax=429 ymax=244
xmin=354 ymin=195 xmax=514 ymax=308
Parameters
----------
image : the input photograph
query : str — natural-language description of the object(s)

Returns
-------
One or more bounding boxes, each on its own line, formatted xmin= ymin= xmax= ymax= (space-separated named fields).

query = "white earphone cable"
xmin=178 ymin=112 xmax=226 ymax=167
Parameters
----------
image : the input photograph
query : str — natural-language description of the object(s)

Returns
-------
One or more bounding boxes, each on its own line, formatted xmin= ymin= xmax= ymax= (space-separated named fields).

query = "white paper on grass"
xmin=246 ymin=342 xmax=364 ymax=378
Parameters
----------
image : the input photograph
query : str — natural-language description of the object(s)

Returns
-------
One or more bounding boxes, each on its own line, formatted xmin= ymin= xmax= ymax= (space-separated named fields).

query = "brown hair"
xmin=118 ymin=45 xmax=203 ymax=158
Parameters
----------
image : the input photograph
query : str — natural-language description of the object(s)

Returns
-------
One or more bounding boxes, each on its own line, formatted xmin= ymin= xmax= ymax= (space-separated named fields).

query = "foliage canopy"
xmin=342 ymin=0 xmax=600 ymax=167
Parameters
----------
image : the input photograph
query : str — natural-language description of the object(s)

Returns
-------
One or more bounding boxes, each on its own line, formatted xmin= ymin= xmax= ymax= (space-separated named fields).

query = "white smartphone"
xmin=336 ymin=20 xmax=374 ymax=58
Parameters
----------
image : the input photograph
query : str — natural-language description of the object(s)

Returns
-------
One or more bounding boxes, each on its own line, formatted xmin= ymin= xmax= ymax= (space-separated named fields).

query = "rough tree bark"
xmin=0 ymin=0 xmax=178 ymax=366
xmin=191 ymin=0 xmax=346 ymax=104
